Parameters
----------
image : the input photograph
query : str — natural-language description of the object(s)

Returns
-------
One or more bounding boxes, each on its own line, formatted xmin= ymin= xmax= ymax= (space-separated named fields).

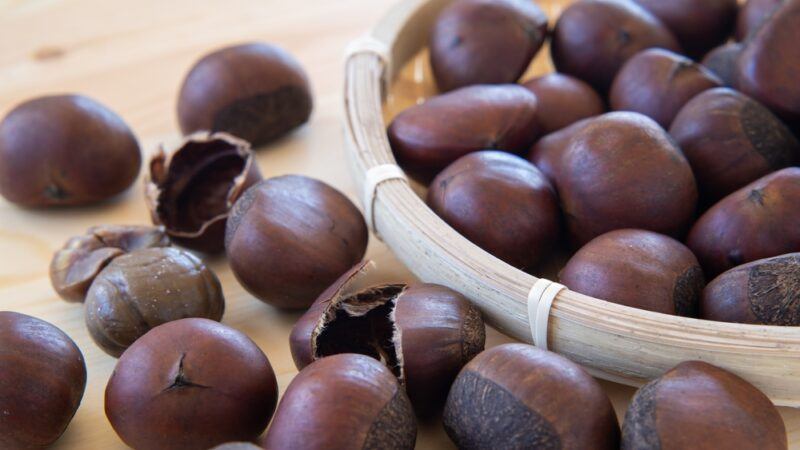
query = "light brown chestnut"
xmin=521 ymin=73 xmax=606 ymax=134
xmin=701 ymin=42 xmax=743 ymax=87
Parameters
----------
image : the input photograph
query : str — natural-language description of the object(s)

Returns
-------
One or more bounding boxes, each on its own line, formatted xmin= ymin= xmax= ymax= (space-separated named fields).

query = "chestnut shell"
xmin=521 ymin=73 xmax=606 ymax=134
xmin=736 ymin=0 xmax=782 ymax=41
xmin=701 ymin=42 xmax=743 ymax=88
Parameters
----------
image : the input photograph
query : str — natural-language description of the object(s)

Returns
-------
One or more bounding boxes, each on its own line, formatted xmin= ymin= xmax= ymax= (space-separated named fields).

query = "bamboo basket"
xmin=343 ymin=0 xmax=800 ymax=406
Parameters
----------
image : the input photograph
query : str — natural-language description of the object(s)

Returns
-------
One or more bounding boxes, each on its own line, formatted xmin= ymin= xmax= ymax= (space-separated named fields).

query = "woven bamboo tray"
xmin=343 ymin=0 xmax=800 ymax=407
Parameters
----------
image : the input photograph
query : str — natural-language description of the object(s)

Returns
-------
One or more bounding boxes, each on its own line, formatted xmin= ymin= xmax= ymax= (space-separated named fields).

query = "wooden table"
xmin=0 ymin=0 xmax=797 ymax=448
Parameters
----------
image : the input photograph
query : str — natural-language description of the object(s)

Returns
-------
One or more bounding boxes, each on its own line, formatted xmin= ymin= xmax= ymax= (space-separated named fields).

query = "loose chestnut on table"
xmin=0 ymin=312 xmax=87 ymax=450
xmin=521 ymin=73 xmax=606 ymax=134
xmin=701 ymin=42 xmax=743 ymax=88
xmin=105 ymin=318 xmax=278 ymax=450
xmin=0 ymin=94 xmax=141 ymax=207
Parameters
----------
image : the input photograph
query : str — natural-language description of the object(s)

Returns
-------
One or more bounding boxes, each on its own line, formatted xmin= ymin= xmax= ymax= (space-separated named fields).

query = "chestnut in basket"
xmin=560 ymin=229 xmax=705 ymax=316
xmin=0 ymin=312 xmax=87 ymax=449
xmin=610 ymin=48 xmax=722 ymax=128
xmin=226 ymin=175 xmax=368 ymax=309
xmin=622 ymin=361 xmax=786 ymax=450
xmin=551 ymin=0 xmax=680 ymax=94
xmin=177 ymin=43 xmax=312 ymax=147
xmin=521 ymin=73 xmax=605 ymax=134
xmin=387 ymin=84 xmax=539 ymax=183
xmin=701 ymin=43 xmax=743 ymax=88
xmin=670 ymin=88 xmax=800 ymax=205
xmin=427 ymin=151 xmax=560 ymax=271
xmin=85 ymin=247 xmax=225 ymax=357
xmin=145 ymin=132 xmax=261 ymax=253
xmin=0 ymin=94 xmax=141 ymax=207
xmin=528 ymin=117 xmax=589 ymax=184
xmin=687 ymin=167 xmax=800 ymax=277
xmin=429 ymin=0 xmax=548 ymax=91
xmin=264 ymin=354 xmax=417 ymax=450
xmin=50 ymin=224 xmax=170 ymax=303
xmin=444 ymin=344 xmax=620 ymax=449
xmin=736 ymin=0 xmax=782 ymax=41
xmin=105 ymin=318 xmax=278 ymax=450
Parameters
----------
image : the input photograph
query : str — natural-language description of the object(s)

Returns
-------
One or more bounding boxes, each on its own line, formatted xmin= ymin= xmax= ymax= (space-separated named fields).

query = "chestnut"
xmin=50 ymin=224 xmax=170 ymax=303
xmin=146 ymin=132 xmax=261 ymax=253
xmin=0 ymin=311 xmax=87 ymax=449
xmin=687 ymin=167 xmax=800 ymax=277
xmin=429 ymin=0 xmax=548 ymax=91
xmin=387 ymin=84 xmax=539 ymax=182
xmin=177 ymin=42 xmax=312 ymax=147
xmin=701 ymin=42 xmax=743 ymax=88
xmin=85 ymin=247 xmax=225 ymax=357
xmin=551 ymin=0 xmax=680 ymax=94
xmin=0 ymin=94 xmax=141 ymax=207
xmin=560 ymin=229 xmax=705 ymax=316
xmin=670 ymin=87 xmax=800 ymax=205
xmin=622 ymin=361 xmax=786 ymax=450
xmin=528 ymin=116 xmax=590 ymax=184
xmin=263 ymin=354 xmax=417 ymax=450
xmin=426 ymin=151 xmax=561 ymax=271
xmin=211 ymin=443 xmax=263 ymax=450
xmin=610 ymin=48 xmax=722 ymax=128
xmin=736 ymin=0 xmax=782 ymax=41
xmin=226 ymin=175 xmax=368 ymax=309
xmin=521 ymin=73 xmax=606 ymax=134
xmin=443 ymin=343 xmax=620 ymax=449
xmin=105 ymin=318 xmax=278 ymax=450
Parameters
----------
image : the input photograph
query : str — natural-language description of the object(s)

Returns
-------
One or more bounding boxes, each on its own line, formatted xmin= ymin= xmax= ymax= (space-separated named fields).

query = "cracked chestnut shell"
xmin=429 ymin=0 xmax=548 ymax=92
xmin=146 ymin=132 xmax=261 ymax=253
xmin=560 ymin=229 xmax=705 ymax=316
xmin=85 ymin=247 xmax=225 ymax=357
xmin=521 ymin=73 xmax=605 ymax=134
xmin=0 ymin=312 xmax=87 ymax=449
xmin=622 ymin=361 xmax=786 ymax=450
xmin=177 ymin=43 xmax=312 ymax=147
xmin=736 ymin=0 xmax=782 ymax=41
xmin=687 ymin=168 xmax=800 ymax=277
xmin=701 ymin=43 xmax=743 ymax=88
xmin=0 ymin=94 xmax=141 ymax=207
xmin=444 ymin=344 xmax=620 ymax=450
xmin=105 ymin=318 xmax=278 ymax=450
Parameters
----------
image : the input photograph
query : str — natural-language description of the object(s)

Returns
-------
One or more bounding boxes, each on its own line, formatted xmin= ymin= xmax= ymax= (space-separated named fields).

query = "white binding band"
xmin=363 ymin=164 xmax=407 ymax=238
xmin=527 ymin=279 xmax=566 ymax=350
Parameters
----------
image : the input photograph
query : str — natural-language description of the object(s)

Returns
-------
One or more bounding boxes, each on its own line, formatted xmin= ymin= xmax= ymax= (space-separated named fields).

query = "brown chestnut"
xmin=387 ymin=84 xmax=539 ymax=182
xmin=0 ymin=311 xmax=87 ymax=449
xmin=736 ymin=0 xmax=782 ymax=41
xmin=521 ymin=73 xmax=606 ymax=134
xmin=210 ymin=443 xmax=262 ymax=450
xmin=560 ymin=229 xmax=705 ymax=316
xmin=551 ymin=0 xmax=680 ymax=94
xmin=687 ymin=167 xmax=800 ymax=277
xmin=429 ymin=0 xmax=548 ymax=92
xmin=263 ymin=354 xmax=417 ymax=450
xmin=226 ymin=175 xmax=368 ymax=309
xmin=85 ymin=247 xmax=225 ymax=357
xmin=0 ymin=94 xmax=141 ymax=207
xmin=528 ymin=116 xmax=590 ymax=184
xmin=105 ymin=318 xmax=278 ymax=450
xmin=610 ymin=48 xmax=722 ymax=128
xmin=50 ymin=224 xmax=170 ymax=303
xmin=146 ymin=132 xmax=261 ymax=253
xmin=444 ymin=343 xmax=620 ymax=449
xmin=622 ymin=361 xmax=786 ymax=450
xmin=702 ymin=43 xmax=743 ymax=88
xmin=426 ymin=151 xmax=561 ymax=271
xmin=177 ymin=43 xmax=312 ymax=147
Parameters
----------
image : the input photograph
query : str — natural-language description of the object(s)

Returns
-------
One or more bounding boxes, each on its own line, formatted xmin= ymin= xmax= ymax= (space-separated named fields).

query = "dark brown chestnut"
xmin=387 ymin=84 xmax=539 ymax=182
xmin=177 ymin=42 xmax=312 ymax=147
xmin=429 ymin=0 xmax=548 ymax=92
xmin=736 ymin=0 xmax=782 ymax=41
xmin=622 ymin=361 xmax=786 ymax=450
xmin=560 ymin=229 xmax=705 ymax=316
xmin=263 ymin=354 xmax=417 ymax=450
xmin=50 ymin=224 xmax=170 ymax=303
xmin=105 ymin=318 xmax=278 ymax=450
xmin=521 ymin=73 xmax=606 ymax=134
xmin=701 ymin=42 xmax=743 ymax=88
xmin=0 ymin=94 xmax=141 ymax=207
xmin=444 ymin=343 xmax=620 ymax=450
xmin=146 ymin=132 xmax=261 ymax=253
xmin=528 ymin=116 xmax=590 ymax=184
xmin=610 ymin=48 xmax=722 ymax=128
xmin=551 ymin=0 xmax=680 ymax=94
xmin=0 ymin=312 xmax=87 ymax=449
xmin=226 ymin=175 xmax=368 ymax=309
xmin=426 ymin=151 xmax=561 ymax=271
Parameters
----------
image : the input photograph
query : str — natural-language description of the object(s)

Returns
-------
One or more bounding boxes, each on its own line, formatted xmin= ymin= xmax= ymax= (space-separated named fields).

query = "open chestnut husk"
xmin=146 ymin=131 xmax=261 ymax=253
xmin=622 ymin=361 xmax=786 ymax=450
xmin=177 ymin=42 xmax=312 ymax=147
xmin=736 ymin=0 xmax=782 ymax=41
xmin=50 ymin=224 xmax=170 ymax=303
xmin=105 ymin=318 xmax=278 ymax=450
xmin=701 ymin=42 xmax=743 ymax=87
xmin=0 ymin=312 xmax=87 ymax=449
xmin=444 ymin=343 xmax=620 ymax=449
xmin=0 ymin=94 xmax=141 ymax=207
xmin=521 ymin=73 xmax=606 ymax=134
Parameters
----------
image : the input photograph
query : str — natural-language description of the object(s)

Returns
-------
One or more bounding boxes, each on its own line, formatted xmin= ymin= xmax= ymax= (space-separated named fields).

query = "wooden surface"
xmin=0 ymin=0 xmax=797 ymax=449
